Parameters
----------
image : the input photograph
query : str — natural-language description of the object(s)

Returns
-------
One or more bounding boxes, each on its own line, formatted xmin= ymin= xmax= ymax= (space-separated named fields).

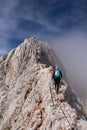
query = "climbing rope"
xmin=56 ymin=100 xmax=76 ymax=130
xmin=49 ymin=79 xmax=77 ymax=130
xmin=49 ymin=83 xmax=54 ymax=107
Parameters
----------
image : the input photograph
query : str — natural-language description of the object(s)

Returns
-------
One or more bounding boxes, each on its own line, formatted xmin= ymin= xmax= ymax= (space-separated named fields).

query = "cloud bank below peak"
xmin=51 ymin=31 xmax=87 ymax=100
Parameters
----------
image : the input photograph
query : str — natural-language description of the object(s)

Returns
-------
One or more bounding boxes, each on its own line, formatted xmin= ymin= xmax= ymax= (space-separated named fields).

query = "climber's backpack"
xmin=54 ymin=68 xmax=60 ymax=79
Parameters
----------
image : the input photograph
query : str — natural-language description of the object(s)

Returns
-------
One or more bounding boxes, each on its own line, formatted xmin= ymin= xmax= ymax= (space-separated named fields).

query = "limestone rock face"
xmin=0 ymin=37 xmax=87 ymax=130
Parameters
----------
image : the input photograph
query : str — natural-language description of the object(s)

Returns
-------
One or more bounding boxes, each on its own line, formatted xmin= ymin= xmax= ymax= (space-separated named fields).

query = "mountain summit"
xmin=0 ymin=37 xmax=87 ymax=130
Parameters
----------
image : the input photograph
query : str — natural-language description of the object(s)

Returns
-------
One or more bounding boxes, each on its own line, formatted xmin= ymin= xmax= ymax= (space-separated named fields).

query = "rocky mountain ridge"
xmin=0 ymin=37 xmax=87 ymax=130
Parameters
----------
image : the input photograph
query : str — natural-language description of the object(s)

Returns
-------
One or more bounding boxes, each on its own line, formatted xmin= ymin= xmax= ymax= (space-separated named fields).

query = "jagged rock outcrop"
xmin=0 ymin=37 xmax=87 ymax=130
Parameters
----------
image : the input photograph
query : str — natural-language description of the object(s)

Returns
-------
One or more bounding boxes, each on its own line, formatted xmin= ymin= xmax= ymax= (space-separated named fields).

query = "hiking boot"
xmin=55 ymin=87 xmax=56 ymax=91
xmin=56 ymin=91 xmax=58 ymax=94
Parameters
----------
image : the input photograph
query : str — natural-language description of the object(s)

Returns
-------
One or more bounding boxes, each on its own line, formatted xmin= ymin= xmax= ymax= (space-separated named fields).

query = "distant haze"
xmin=51 ymin=31 xmax=87 ymax=100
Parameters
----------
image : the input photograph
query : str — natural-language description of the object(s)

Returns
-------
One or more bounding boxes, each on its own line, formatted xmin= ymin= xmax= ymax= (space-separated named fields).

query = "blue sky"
xmin=0 ymin=0 xmax=87 ymax=56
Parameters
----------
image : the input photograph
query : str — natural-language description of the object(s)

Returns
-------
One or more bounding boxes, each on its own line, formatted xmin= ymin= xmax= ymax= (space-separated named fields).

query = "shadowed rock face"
xmin=0 ymin=37 xmax=87 ymax=130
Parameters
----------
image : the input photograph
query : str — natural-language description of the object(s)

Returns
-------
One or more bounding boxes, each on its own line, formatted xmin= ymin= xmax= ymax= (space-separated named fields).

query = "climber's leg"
xmin=56 ymin=78 xmax=60 ymax=94
xmin=54 ymin=79 xmax=57 ymax=91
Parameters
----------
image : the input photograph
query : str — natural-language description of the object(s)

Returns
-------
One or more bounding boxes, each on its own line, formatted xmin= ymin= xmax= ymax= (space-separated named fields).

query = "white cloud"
xmin=0 ymin=0 xmax=20 ymax=56
xmin=0 ymin=37 xmax=10 ymax=56
xmin=51 ymin=31 xmax=87 ymax=100
xmin=0 ymin=0 xmax=19 ymax=34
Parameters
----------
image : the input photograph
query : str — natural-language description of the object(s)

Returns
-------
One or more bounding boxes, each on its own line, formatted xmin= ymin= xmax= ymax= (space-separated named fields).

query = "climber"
xmin=52 ymin=66 xmax=55 ymax=79
xmin=52 ymin=66 xmax=62 ymax=94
